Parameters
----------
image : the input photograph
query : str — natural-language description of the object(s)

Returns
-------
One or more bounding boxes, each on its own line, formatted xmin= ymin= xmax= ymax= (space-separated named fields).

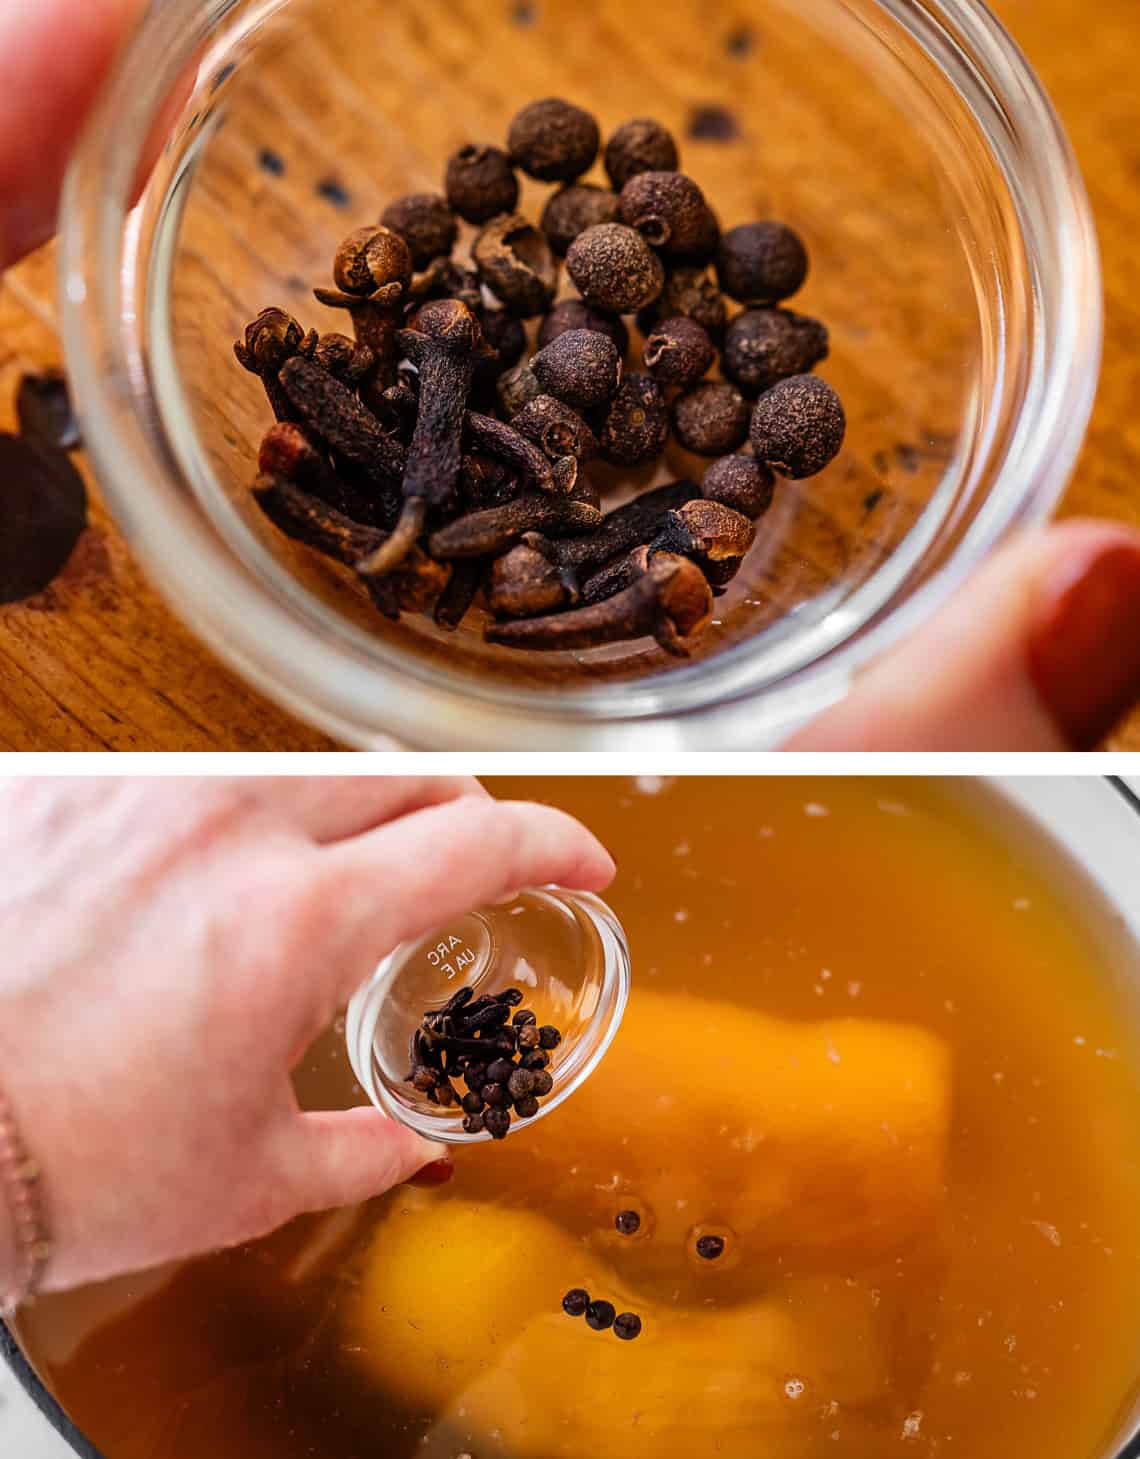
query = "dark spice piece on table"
xmin=702 ymin=454 xmax=775 ymax=520
xmin=0 ymin=435 xmax=88 ymax=604
xmin=722 ymin=308 xmax=828 ymax=397
xmin=474 ymin=214 xmax=558 ymax=317
xmin=445 ymin=144 xmax=519 ymax=224
xmin=380 ymin=193 xmax=458 ymax=268
xmin=618 ymin=171 xmax=714 ymax=257
xmin=16 ymin=370 xmax=81 ymax=452
xmin=531 ymin=330 xmax=622 ymax=412
xmin=613 ymin=1312 xmax=643 ymax=1341
xmin=566 ymin=223 xmax=664 ymax=315
xmin=508 ymin=97 xmax=599 ymax=181
xmin=604 ymin=117 xmax=679 ymax=190
xmin=750 ymin=374 xmax=846 ymax=478
xmin=672 ymin=381 xmax=750 ymax=456
xmin=541 ymin=184 xmax=621 ymax=256
xmin=598 ymin=373 xmax=669 ymax=467
xmin=586 ymin=1300 xmax=616 ymax=1331
xmin=538 ymin=298 xmax=629 ymax=356
xmin=716 ymin=221 xmax=808 ymax=304
xmin=615 ymin=1209 xmax=641 ymax=1235
xmin=643 ymin=316 xmax=715 ymax=387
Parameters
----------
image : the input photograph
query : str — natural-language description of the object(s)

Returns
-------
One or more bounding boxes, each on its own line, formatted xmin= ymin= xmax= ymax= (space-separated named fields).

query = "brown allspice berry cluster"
xmin=233 ymin=99 xmax=845 ymax=663
xmin=406 ymin=985 xmax=562 ymax=1140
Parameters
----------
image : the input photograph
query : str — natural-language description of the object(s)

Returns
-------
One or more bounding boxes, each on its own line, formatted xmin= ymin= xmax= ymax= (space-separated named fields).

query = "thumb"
xmin=787 ymin=520 xmax=1140 ymax=751
xmin=279 ymin=1108 xmax=450 ymax=1214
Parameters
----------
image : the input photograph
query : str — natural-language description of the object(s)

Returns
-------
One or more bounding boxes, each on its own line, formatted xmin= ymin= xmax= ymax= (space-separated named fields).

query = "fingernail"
xmin=409 ymin=1157 xmax=454 ymax=1187
xmin=1028 ymin=541 xmax=1140 ymax=749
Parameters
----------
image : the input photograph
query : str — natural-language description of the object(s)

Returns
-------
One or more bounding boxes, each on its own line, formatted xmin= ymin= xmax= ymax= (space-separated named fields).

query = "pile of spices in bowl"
xmin=236 ymin=98 xmax=845 ymax=661
xmin=406 ymin=985 xmax=561 ymax=1139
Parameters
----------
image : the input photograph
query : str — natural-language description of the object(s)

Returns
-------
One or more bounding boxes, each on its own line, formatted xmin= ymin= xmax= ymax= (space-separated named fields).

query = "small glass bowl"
xmin=345 ymin=888 xmax=630 ymax=1142
xmin=59 ymin=0 xmax=1101 ymax=748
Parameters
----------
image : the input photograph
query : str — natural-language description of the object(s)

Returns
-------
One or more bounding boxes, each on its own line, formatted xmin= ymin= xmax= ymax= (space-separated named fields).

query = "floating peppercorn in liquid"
xmin=13 ymin=779 xmax=1140 ymax=1459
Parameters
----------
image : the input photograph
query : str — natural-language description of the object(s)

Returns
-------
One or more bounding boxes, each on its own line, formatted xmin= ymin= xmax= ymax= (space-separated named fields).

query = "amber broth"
xmin=13 ymin=778 xmax=1140 ymax=1458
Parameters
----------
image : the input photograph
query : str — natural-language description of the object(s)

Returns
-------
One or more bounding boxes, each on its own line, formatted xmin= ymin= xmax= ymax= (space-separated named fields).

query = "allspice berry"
xmin=445 ymin=144 xmax=520 ymax=224
xmin=473 ymin=213 xmax=558 ymax=317
xmin=716 ymin=221 xmax=808 ymax=304
xmin=380 ymin=193 xmax=458 ymax=268
xmin=332 ymin=226 xmax=412 ymax=298
xmin=750 ymin=374 xmax=846 ymax=478
xmin=538 ymin=298 xmax=629 ymax=357
xmin=513 ymin=394 xmax=598 ymax=462
xmin=672 ymin=381 xmax=750 ymax=456
xmin=701 ymin=454 xmax=776 ymax=519
xmin=598 ymin=372 xmax=668 ymax=466
xmin=604 ymin=117 xmax=680 ymax=190
xmin=722 ymin=308 xmax=828 ymax=396
xmin=643 ymin=316 xmax=715 ymax=386
xmin=566 ymin=223 xmax=664 ymax=314
xmin=541 ymin=184 xmax=621 ymax=256
xmin=484 ymin=1107 xmax=511 ymax=1140
xmin=508 ymin=98 xmax=600 ymax=182
xmin=639 ymin=265 xmax=727 ymax=340
xmin=531 ymin=329 xmax=622 ymax=411
xmin=618 ymin=171 xmax=712 ymax=256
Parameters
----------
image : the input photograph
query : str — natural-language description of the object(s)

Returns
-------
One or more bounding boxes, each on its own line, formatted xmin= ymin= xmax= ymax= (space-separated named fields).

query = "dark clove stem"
xmin=486 ymin=550 xmax=713 ymax=656
xmin=464 ymin=412 xmax=575 ymax=496
xmin=358 ymin=300 xmax=492 ymax=579
xmin=257 ymin=422 xmax=380 ymax=524
xmin=531 ymin=480 xmax=701 ymax=576
xmin=279 ymin=357 xmax=407 ymax=483
xmin=251 ymin=474 xmax=385 ymax=565
xmin=428 ymin=490 xmax=602 ymax=559
xmin=234 ymin=308 xmax=318 ymax=423
xmin=433 ymin=558 xmax=483 ymax=630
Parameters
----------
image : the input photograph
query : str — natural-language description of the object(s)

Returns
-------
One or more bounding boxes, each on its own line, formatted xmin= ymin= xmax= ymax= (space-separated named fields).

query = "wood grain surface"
xmin=0 ymin=0 xmax=1135 ymax=753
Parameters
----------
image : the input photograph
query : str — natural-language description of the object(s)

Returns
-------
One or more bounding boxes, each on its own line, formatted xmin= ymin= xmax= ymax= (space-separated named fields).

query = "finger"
xmin=786 ymin=520 xmax=1140 ymax=751
xmin=278 ymin=1109 xmax=448 ymax=1213
xmin=253 ymin=776 xmax=486 ymax=843
xmin=315 ymin=798 xmax=617 ymax=1005
xmin=0 ymin=0 xmax=144 ymax=268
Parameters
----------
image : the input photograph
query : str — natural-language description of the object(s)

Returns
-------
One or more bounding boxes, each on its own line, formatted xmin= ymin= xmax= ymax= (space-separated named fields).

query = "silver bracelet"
xmin=0 ymin=1080 xmax=50 ymax=1317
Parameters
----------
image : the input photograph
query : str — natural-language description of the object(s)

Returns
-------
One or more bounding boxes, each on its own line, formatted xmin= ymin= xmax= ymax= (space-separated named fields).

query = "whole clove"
xmin=604 ymin=117 xmax=679 ymax=190
xmin=487 ymin=550 xmax=712 ymax=655
xmin=672 ymin=381 xmax=750 ymax=456
xmin=445 ymin=144 xmax=519 ymax=224
xmin=278 ymin=356 xmax=407 ymax=484
xmin=721 ymin=308 xmax=828 ymax=396
xmin=508 ymin=97 xmax=599 ymax=181
xmin=251 ymin=474 xmax=384 ymax=565
xmin=651 ymin=498 xmax=756 ymax=587
xmin=234 ymin=308 xmax=317 ymax=421
xmin=428 ymin=487 xmax=600 ymax=559
xmin=530 ymin=329 xmax=622 ymax=412
xmin=380 ymin=193 xmax=458 ymax=268
xmin=358 ymin=299 xmax=491 ymax=577
xmin=566 ymin=224 xmax=665 ymax=315
xmin=474 ymin=214 xmax=558 ymax=317
xmin=541 ymin=183 xmax=621 ymax=256
xmin=465 ymin=410 xmax=572 ymax=495
xmin=750 ymin=374 xmax=846 ymax=478
xmin=538 ymin=298 xmax=629 ymax=356
xmin=716 ymin=221 xmax=808 ymax=304
xmin=311 ymin=332 xmax=376 ymax=384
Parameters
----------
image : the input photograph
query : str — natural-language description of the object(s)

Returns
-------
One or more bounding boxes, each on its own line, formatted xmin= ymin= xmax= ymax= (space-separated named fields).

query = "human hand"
xmin=0 ymin=777 xmax=615 ymax=1295
xmin=787 ymin=520 xmax=1140 ymax=750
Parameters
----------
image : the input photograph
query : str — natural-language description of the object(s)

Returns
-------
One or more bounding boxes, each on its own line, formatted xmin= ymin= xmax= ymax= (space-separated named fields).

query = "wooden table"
xmin=0 ymin=0 xmax=1136 ymax=752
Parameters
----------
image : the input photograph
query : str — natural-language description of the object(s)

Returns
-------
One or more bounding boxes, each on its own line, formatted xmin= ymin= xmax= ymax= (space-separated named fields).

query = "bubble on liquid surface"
xmin=783 ymin=1376 xmax=808 ymax=1401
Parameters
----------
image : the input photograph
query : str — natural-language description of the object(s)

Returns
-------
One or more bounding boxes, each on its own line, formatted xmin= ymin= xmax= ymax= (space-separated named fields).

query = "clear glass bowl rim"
xmin=58 ymin=0 xmax=1103 ymax=749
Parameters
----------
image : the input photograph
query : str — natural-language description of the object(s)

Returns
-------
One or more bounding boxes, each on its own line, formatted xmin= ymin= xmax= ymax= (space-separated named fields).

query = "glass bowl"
xmin=346 ymin=887 xmax=630 ymax=1142
xmin=59 ymin=0 xmax=1101 ymax=749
